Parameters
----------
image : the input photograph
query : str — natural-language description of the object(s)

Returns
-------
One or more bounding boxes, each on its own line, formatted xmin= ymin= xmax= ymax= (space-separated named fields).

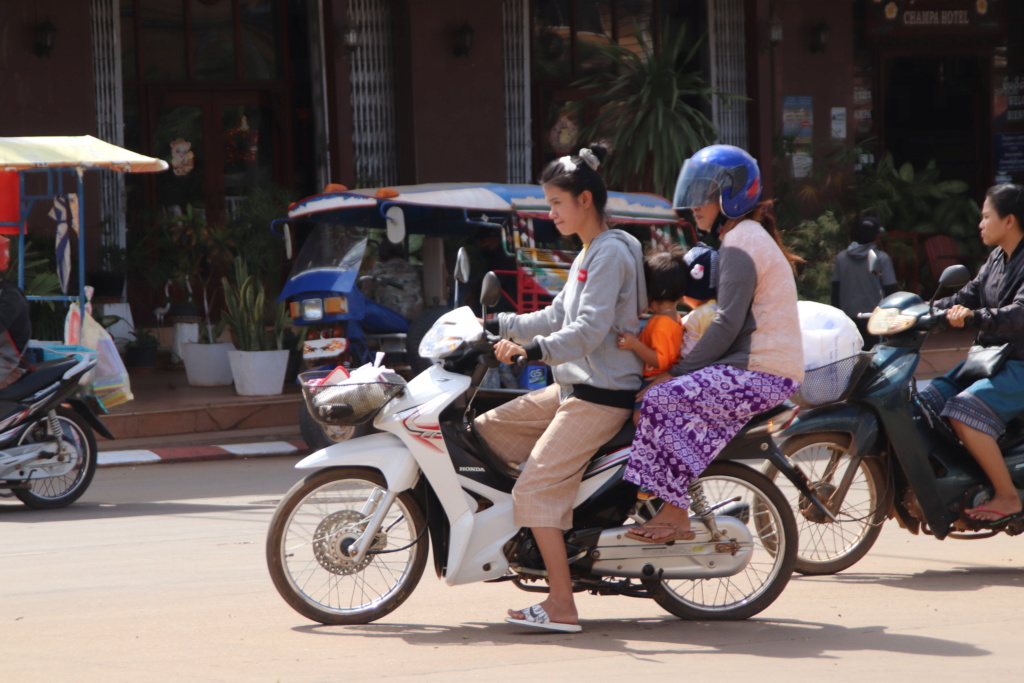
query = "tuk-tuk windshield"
xmin=288 ymin=224 xmax=370 ymax=278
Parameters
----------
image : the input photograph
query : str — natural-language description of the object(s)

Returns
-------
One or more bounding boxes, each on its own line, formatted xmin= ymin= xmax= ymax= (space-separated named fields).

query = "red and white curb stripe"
xmin=98 ymin=440 xmax=309 ymax=467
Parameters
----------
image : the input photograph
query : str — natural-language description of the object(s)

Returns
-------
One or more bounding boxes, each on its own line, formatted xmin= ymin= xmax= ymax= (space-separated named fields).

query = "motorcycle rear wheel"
xmin=770 ymin=433 xmax=889 ymax=576
xmin=266 ymin=467 xmax=428 ymax=625
xmin=13 ymin=407 xmax=97 ymax=509
xmin=643 ymin=462 xmax=798 ymax=621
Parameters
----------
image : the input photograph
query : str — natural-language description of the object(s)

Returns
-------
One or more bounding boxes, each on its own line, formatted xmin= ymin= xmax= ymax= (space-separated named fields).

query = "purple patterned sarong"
xmin=624 ymin=365 xmax=800 ymax=509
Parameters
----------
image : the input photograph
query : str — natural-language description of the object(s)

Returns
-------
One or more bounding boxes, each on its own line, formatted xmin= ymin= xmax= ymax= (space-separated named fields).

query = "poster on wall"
xmin=783 ymin=96 xmax=813 ymax=178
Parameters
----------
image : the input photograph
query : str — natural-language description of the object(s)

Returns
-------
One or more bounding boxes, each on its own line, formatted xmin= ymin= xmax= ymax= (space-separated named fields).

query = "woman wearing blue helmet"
xmin=624 ymin=144 xmax=806 ymax=543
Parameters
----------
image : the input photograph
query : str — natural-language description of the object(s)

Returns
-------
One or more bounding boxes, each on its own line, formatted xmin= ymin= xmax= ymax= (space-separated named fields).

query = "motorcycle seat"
xmin=999 ymin=418 xmax=1024 ymax=451
xmin=593 ymin=420 xmax=636 ymax=457
xmin=0 ymin=359 xmax=79 ymax=402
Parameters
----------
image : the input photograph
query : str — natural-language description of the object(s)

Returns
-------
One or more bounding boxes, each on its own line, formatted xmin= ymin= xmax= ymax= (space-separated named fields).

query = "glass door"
xmin=151 ymin=89 xmax=278 ymax=226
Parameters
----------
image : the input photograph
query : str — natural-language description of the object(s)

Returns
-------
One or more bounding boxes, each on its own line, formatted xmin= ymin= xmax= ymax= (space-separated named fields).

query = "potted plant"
xmin=158 ymin=204 xmax=237 ymax=362
xmin=181 ymin=318 xmax=234 ymax=387
xmin=124 ymin=328 xmax=160 ymax=370
xmin=220 ymin=257 xmax=290 ymax=395
xmin=570 ymin=24 xmax=724 ymax=197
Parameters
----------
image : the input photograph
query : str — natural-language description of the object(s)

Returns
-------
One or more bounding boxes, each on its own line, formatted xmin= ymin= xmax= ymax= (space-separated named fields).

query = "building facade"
xmin=1 ymin=0 xmax=1021 ymax=293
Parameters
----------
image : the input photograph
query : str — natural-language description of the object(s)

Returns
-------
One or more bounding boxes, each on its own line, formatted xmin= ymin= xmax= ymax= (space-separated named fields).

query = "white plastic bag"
xmin=798 ymin=301 xmax=863 ymax=371
xmin=80 ymin=311 xmax=134 ymax=408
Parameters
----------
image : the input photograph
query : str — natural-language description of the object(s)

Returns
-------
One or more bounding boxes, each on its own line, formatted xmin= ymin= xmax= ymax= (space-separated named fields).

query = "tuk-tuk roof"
xmin=0 ymin=136 xmax=168 ymax=173
xmin=288 ymin=183 xmax=678 ymax=225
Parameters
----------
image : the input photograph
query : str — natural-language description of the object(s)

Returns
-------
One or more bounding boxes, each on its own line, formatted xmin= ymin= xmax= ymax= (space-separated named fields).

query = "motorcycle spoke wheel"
xmin=13 ymin=408 xmax=97 ymax=509
xmin=266 ymin=467 xmax=427 ymax=625
xmin=645 ymin=462 xmax=797 ymax=621
xmin=770 ymin=433 xmax=889 ymax=575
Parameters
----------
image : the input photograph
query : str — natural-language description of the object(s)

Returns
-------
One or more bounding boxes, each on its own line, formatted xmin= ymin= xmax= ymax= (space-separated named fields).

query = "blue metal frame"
xmin=0 ymin=168 xmax=89 ymax=333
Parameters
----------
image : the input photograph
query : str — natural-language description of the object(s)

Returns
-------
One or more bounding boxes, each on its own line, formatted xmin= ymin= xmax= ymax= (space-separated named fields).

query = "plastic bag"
xmin=798 ymin=301 xmax=863 ymax=371
xmin=78 ymin=310 xmax=134 ymax=408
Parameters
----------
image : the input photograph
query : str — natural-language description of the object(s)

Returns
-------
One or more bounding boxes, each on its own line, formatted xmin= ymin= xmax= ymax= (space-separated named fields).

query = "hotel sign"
xmin=868 ymin=0 xmax=1004 ymax=35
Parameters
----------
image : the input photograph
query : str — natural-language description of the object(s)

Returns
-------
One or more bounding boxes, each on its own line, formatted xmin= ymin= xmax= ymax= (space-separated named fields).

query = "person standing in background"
xmin=832 ymin=217 xmax=898 ymax=348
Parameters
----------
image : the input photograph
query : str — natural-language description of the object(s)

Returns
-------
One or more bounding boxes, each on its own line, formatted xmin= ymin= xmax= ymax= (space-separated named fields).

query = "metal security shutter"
xmin=707 ymin=0 xmax=748 ymax=149
xmin=91 ymin=0 xmax=127 ymax=250
xmin=349 ymin=0 xmax=398 ymax=187
xmin=503 ymin=0 xmax=531 ymax=184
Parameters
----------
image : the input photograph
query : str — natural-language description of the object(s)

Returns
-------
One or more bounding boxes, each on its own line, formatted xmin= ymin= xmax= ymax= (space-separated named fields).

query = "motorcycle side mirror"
xmin=385 ymin=205 xmax=406 ymax=243
xmin=938 ymin=264 xmax=971 ymax=290
xmin=929 ymin=264 xmax=972 ymax=313
xmin=454 ymin=247 xmax=471 ymax=284
xmin=481 ymin=271 xmax=502 ymax=309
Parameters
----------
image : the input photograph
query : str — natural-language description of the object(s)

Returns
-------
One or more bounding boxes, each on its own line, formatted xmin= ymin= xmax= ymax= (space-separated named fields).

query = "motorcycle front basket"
xmin=790 ymin=352 xmax=873 ymax=408
xmin=300 ymin=369 xmax=406 ymax=426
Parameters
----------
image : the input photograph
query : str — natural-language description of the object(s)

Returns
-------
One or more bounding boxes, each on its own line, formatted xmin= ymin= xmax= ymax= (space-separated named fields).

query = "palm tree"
xmin=572 ymin=25 xmax=725 ymax=198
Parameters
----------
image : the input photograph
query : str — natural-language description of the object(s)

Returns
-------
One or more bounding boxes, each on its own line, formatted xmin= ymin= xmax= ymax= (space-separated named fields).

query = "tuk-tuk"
xmin=279 ymin=182 xmax=691 ymax=448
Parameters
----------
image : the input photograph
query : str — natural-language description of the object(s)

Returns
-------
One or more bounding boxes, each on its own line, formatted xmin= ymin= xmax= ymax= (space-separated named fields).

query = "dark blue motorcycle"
xmin=770 ymin=265 xmax=1024 ymax=575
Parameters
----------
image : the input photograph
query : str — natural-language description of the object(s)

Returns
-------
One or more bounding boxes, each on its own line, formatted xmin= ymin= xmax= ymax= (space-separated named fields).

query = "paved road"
xmin=2 ymin=456 xmax=1022 ymax=682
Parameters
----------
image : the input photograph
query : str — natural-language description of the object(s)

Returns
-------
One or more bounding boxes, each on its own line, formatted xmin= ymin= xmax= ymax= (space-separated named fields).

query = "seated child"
xmin=617 ymin=246 xmax=688 ymax=424
xmin=622 ymin=243 xmax=719 ymax=501
xmin=679 ymin=244 xmax=720 ymax=359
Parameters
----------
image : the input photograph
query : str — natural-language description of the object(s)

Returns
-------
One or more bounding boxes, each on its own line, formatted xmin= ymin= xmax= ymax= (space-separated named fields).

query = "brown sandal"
xmin=624 ymin=523 xmax=696 ymax=544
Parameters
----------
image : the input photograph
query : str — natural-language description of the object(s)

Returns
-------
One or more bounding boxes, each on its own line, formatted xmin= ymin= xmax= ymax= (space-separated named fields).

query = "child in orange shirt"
xmin=617 ymin=247 xmax=688 ymax=424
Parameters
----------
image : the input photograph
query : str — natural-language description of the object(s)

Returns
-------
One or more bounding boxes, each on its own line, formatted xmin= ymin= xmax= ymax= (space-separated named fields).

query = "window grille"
xmin=349 ymin=0 xmax=398 ymax=187
xmin=91 ymin=0 xmax=127 ymax=250
xmin=707 ymin=0 xmax=748 ymax=149
xmin=503 ymin=0 xmax=531 ymax=184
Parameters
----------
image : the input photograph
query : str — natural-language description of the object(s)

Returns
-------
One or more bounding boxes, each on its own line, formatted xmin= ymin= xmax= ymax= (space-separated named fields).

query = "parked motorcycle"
xmin=0 ymin=350 xmax=112 ymax=509
xmin=769 ymin=264 xmax=1019 ymax=575
xmin=266 ymin=263 xmax=815 ymax=625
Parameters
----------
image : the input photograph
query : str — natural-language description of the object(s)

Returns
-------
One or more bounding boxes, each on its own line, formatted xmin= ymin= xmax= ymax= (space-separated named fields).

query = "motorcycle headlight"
xmin=302 ymin=298 xmax=324 ymax=321
xmin=866 ymin=306 xmax=916 ymax=336
xmin=417 ymin=307 xmax=482 ymax=360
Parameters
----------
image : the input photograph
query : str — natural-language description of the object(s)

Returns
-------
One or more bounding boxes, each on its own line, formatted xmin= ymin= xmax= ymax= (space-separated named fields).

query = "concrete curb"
xmin=98 ymin=440 xmax=310 ymax=467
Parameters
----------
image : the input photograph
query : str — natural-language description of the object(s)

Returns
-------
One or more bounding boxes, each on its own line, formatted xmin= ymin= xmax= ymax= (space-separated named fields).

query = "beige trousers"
xmin=474 ymin=383 xmax=630 ymax=529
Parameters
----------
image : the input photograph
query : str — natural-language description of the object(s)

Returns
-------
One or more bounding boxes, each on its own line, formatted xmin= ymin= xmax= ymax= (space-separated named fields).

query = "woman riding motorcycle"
xmin=922 ymin=183 xmax=1024 ymax=526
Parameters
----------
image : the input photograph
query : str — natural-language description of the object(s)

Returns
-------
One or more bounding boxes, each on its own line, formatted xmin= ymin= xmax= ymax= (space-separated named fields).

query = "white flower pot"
xmin=182 ymin=342 xmax=235 ymax=387
xmin=172 ymin=322 xmax=199 ymax=364
xmin=227 ymin=349 xmax=290 ymax=396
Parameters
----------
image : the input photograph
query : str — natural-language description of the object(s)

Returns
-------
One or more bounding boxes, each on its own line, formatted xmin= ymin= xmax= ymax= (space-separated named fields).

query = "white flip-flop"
xmin=505 ymin=604 xmax=582 ymax=633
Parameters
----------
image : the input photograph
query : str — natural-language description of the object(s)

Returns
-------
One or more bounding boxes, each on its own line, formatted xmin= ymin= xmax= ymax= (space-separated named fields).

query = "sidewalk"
xmin=96 ymin=366 xmax=310 ymax=467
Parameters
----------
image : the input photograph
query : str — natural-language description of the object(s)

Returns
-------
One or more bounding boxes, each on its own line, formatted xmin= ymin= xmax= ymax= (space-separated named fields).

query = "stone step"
xmin=97 ymin=367 xmax=304 ymax=443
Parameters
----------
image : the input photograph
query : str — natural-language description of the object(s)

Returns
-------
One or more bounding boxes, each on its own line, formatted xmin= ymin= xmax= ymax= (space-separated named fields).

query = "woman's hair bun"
xmin=585 ymin=143 xmax=609 ymax=165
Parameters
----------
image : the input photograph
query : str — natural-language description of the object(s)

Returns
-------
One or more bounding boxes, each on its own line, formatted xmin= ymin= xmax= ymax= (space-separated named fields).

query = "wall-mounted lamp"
xmin=34 ymin=19 xmax=56 ymax=58
xmin=341 ymin=24 xmax=359 ymax=51
xmin=809 ymin=21 xmax=829 ymax=54
xmin=763 ymin=13 xmax=783 ymax=50
xmin=453 ymin=22 xmax=474 ymax=58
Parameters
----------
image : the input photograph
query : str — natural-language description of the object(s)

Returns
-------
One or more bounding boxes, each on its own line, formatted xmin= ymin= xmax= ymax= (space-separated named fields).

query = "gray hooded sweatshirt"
xmin=496 ymin=229 xmax=646 ymax=392
xmin=832 ymin=241 xmax=897 ymax=320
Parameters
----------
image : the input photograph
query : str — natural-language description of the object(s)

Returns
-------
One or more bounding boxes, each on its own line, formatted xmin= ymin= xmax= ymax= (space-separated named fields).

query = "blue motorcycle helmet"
xmin=673 ymin=145 xmax=763 ymax=232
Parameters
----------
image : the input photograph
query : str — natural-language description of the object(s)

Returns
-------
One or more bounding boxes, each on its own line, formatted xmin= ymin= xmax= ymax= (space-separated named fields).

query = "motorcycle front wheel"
xmin=13 ymin=407 xmax=98 ymax=509
xmin=266 ymin=467 xmax=428 ymax=625
xmin=642 ymin=461 xmax=798 ymax=621
xmin=769 ymin=433 xmax=889 ymax=575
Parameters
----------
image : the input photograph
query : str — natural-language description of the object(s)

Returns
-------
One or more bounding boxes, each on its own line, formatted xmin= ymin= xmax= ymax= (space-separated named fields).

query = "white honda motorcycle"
xmin=267 ymin=268 xmax=799 ymax=625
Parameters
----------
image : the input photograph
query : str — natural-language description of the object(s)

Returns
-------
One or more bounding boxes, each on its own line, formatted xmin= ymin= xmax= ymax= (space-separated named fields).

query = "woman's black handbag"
xmin=955 ymin=343 xmax=1012 ymax=384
